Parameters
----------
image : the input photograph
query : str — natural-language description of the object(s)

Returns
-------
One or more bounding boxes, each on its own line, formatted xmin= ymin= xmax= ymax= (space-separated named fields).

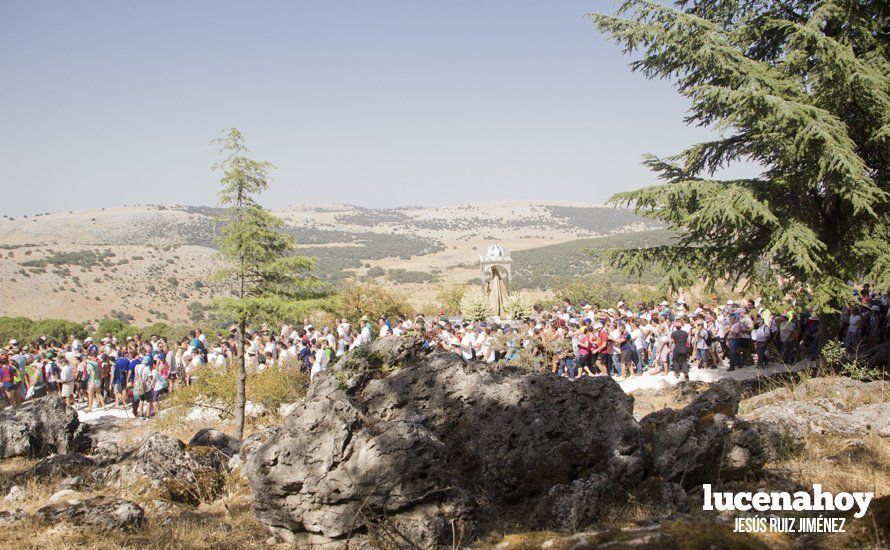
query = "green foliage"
xmin=435 ymin=284 xmax=468 ymax=315
xmin=511 ymin=229 xmax=673 ymax=290
xmin=211 ymin=128 xmax=331 ymax=324
xmin=0 ymin=317 xmax=87 ymax=344
xmin=593 ymin=0 xmax=890 ymax=312
xmin=459 ymin=287 xmax=492 ymax=321
xmin=331 ymin=281 xmax=409 ymax=324
xmin=20 ymin=249 xmax=115 ymax=270
xmin=95 ymin=318 xmax=129 ymax=339
xmin=211 ymin=127 xmax=332 ymax=438
xmin=552 ymin=276 xmax=665 ymax=308
xmin=385 ymin=268 xmax=439 ymax=284
xmin=366 ymin=266 xmax=386 ymax=278
xmin=188 ymin=301 xmax=207 ymax=323
xmin=161 ymin=365 xmax=308 ymax=423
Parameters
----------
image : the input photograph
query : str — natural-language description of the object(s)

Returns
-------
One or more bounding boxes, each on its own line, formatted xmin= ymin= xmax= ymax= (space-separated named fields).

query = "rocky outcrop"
xmin=0 ymin=397 xmax=90 ymax=459
xmin=37 ymin=497 xmax=144 ymax=530
xmin=639 ymin=379 xmax=767 ymax=488
xmin=27 ymin=453 xmax=95 ymax=478
xmin=188 ymin=428 xmax=241 ymax=459
xmin=748 ymin=398 xmax=890 ymax=441
xmin=94 ymin=433 xmax=225 ymax=504
xmin=744 ymin=378 xmax=890 ymax=444
xmin=246 ymin=339 xmax=650 ymax=546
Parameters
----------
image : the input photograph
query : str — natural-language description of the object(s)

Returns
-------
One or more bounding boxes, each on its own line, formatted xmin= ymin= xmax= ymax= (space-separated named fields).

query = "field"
xmin=0 ymin=201 xmax=659 ymax=323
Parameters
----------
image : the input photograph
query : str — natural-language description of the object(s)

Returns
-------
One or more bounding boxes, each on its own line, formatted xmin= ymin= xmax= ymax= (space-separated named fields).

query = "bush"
xmin=366 ymin=266 xmax=386 ymax=278
xmin=435 ymin=284 xmax=467 ymax=315
xmin=332 ymin=281 xmax=409 ymax=323
xmin=162 ymin=365 xmax=308 ymax=423
xmin=551 ymin=277 xmax=664 ymax=309
xmin=95 ymin=318 xmax=129 ymax=339
xmin=188 ymin=301 xmax=207 ymax=323
xmin=0 ymin=317 xmax=87 ymax=344
xmin=385 ymin=268 xmax=439 ymax=284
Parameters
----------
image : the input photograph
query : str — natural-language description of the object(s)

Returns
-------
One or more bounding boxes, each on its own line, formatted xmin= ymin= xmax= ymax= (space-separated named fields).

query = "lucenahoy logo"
xmin=703 ymin=484 xmax=874 ymax=534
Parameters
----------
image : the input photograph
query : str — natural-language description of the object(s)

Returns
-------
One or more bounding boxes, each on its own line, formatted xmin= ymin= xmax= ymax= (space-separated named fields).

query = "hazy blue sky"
xmin=1 ymin=1 xmax=748 ymax=216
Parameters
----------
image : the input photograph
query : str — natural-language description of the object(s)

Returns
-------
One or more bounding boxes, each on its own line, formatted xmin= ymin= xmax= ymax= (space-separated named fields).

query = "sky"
xmin=1 ymin=1 xmax=748 ymax=216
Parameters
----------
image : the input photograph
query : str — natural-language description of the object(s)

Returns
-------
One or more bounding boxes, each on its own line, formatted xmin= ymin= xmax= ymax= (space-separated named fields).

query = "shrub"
xmin=385 ymin=268 xmax=439 ymax=284
xmin=366 ymin=266 xmax=386 ymax=278
xmin=0 ymin=317 xmax=86 ymax=345
xmin=162 ymin=365 xmax=308 ymax=423
xmin=332 ymin=281 xmax=409 ymax=324
xmin=188 ymin=301 xmax=207 ymax=323
xmin=435 ymin=284 xmax=467 ymax=315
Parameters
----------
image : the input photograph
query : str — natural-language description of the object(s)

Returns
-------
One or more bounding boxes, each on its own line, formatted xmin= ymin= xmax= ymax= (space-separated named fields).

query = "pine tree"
xmin=592 ymin=0 xmax=889 ymax=317
xmin=212 ymin=128 xmax=327 ymax=439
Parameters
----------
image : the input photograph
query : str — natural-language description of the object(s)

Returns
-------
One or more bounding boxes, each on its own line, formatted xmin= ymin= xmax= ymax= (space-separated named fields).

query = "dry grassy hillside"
xmin=0 ymin=201 xmax=657 ymax=323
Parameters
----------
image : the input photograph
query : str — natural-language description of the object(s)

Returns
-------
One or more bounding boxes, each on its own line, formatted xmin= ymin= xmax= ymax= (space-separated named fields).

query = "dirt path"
xmin=617 ymin=358 xmax=815 ymax=393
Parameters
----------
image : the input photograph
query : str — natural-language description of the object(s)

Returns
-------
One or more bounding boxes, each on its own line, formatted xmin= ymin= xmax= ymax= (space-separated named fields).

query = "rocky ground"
xmin=0 ymin=338 xmax=886 ymax=549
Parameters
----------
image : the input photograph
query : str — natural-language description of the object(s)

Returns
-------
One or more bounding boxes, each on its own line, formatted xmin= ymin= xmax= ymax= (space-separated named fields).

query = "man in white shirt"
xmin=356 ymin=319 xmax=373 ymax=347
xmin=459 ymin=329 xmax=476 ymax=361
xmin=59 ymin=358 xmax=75 ymax=406
xmin=753 ymin=321 xmax=771 ymax=368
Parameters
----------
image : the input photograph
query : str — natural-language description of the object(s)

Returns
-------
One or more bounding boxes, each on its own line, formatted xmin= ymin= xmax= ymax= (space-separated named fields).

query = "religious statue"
xmin=479 ymin=243 xmax=512 ymax=318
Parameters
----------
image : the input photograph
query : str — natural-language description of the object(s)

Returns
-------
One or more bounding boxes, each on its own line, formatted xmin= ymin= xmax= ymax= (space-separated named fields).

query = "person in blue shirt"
xmin=128 ymin=354 xmax=141 ymax=385
xmin=112 ymin=352 xmax=132 ymax=409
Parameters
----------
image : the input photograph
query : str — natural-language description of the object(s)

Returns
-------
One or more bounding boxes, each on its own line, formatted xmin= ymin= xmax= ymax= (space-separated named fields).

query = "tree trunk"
xmin=234 ymin=319 xmax=247 ymax=440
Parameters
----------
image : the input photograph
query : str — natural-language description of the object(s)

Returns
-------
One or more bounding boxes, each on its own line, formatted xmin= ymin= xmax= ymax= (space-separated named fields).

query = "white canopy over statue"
xmin=479 ymin=243 xmax=512 ymax=318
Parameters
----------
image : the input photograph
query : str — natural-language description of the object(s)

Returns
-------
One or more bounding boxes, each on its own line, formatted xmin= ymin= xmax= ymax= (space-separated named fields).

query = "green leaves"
xmin=211 ymin=128 xmax=332 ymax=324
xmin=593 ymin=0 xmax=889 ymax=312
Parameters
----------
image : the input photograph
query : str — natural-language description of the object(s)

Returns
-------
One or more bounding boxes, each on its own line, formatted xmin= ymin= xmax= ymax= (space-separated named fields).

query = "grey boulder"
xmin=37 ymin=497 xmax=145 ymax=530
xmin=0 ymin=397 xmax=89 ymax=459
xmin=246 ymin=340 xmax=643 ymax=546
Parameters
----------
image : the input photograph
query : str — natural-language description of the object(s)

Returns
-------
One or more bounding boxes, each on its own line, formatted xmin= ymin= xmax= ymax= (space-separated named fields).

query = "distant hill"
xmin=0 ymin=201 xmax=660 ymax=322
xmin=512 ymin=229 xmax=675 ymax=290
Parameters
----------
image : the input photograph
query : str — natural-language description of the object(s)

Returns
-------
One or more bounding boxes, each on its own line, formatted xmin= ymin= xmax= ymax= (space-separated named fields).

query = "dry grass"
xmin=772 ymin=432 xmax=890 ymax=496
xmin=0 ymin=460 xmax=275 ymax=549
xmin=0 ymin=416 xmax=286 ymax=549
xmin=630 ymin=390 xmax=693 ymax=418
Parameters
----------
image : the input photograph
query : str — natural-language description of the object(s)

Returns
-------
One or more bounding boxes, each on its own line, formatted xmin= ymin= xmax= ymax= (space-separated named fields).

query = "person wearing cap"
xmin=85 ymin=350 xmax=106 ymax=412
xmin=692 ymin=320 xmax=713 ymax=369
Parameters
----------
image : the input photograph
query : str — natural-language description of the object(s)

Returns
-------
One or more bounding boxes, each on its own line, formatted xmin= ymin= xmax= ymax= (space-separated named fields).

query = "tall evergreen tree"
xmin=212 ymin=128 xmax=325 ymax=439
xmin=592 ymin=0 xmax=889 ymax=316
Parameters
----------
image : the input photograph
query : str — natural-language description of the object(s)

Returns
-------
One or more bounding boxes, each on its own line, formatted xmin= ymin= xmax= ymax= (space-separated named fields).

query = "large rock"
xmin=0 ymin=397 xmax=89 ymax=459
xmin=27 ymin=453 xmax=95 ymax=478
xmin=746 ymin=398 xmax=890 ymax=440
xmin=639 ymin=379 xmax=765 ymax=488
xmin=246 ymin=339 xmax=644 ymax=546
xmin=94 ymin=433 xmax=225 ymax=504
xmin=239 ymin=425 xmax=282 ymax=462
xmin=188 ymin=428 xmax=241 ymax=459
xmin=37 ymin=497 xmax=144 ymax=530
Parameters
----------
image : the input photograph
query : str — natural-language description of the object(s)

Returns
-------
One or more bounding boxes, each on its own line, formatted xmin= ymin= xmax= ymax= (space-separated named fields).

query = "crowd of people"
xmin=1 ymin=285 xmax=886 ymax=414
